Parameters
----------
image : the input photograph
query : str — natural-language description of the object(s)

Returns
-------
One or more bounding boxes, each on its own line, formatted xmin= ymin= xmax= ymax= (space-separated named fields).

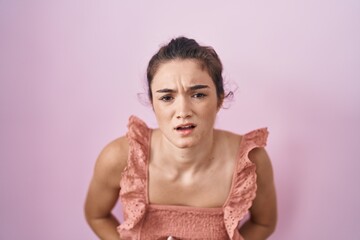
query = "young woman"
xmin=85 ymin=37 xmax=277 ymax=240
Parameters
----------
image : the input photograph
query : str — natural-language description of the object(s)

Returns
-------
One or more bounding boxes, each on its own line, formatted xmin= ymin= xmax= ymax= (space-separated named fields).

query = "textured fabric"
xmin=117 ymin=116 xmax=268 ymax=240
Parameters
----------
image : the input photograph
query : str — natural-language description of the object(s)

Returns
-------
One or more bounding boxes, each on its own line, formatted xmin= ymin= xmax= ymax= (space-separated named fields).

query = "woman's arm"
xmin=84 ymin=137 xmax=128 ymax=240
xmin=239 ymin=147 xmax=277 ymax=240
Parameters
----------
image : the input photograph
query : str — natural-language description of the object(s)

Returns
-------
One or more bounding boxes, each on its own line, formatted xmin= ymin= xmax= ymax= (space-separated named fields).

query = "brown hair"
xmin=147 ymin=37 xmax=228 ymax=104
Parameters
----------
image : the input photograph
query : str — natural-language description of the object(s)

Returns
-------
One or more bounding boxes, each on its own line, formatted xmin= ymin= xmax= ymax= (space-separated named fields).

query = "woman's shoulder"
xmin=93 ymin=136 xmax=129 ymax=187
xmin=101 ymin=136 xmax=129 ymax=169
xmin=214 ymin=130 xmax=242 ymax=159
xmin=102 ymin=136 xmax=129 ymax=161
xmin=215 ymin=129 xmax=242 ymax=144
xmin=214 ymin=128 xmax=269 ymax=161
xmin=216 ymin=128 xmax=268 ymax=145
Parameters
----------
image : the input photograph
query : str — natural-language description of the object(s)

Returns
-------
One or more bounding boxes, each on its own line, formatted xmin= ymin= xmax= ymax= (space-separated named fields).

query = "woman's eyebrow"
xmin=155 ymin=85 xmax=209 ymax=93
xmin=189 ymin=84 xmax=209 ymax=90
xmin=156 ymin=88 xmax=175 ymax=93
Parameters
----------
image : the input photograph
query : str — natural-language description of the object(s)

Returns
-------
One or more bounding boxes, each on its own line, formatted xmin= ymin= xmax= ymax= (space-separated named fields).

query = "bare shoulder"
xmin=248 ymin=147 xmax=271 ymax=168
xmin=93 ymin=136 xmax=129 ymax=188
xmin=215 ymin=129 xmax=242 ymax=146
xmin=215 ymin=128 xmax=273 ymax=174
xmin=248 ymin=146 xmax=275 ymax=191
xmin=214 ymin=129 xmax=242 ymax=159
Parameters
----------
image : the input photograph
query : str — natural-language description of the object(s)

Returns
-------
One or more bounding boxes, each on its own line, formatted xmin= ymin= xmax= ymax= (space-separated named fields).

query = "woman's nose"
xmin=176 ymin=97 xmax=192 ymax=119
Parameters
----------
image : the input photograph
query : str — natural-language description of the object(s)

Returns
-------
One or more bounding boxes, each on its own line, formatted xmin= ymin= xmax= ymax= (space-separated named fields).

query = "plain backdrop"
xmin=1 ymin=1 xmax=359 ymax=239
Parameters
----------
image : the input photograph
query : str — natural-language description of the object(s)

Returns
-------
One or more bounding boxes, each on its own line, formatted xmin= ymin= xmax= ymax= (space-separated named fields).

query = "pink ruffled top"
xmin=117 ymin=116 xmax=268 ymax=240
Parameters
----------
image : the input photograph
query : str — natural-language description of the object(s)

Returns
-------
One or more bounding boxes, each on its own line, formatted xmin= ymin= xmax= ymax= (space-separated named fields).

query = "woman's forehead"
xmin=152 ymin=60 xmax=212 ymax=85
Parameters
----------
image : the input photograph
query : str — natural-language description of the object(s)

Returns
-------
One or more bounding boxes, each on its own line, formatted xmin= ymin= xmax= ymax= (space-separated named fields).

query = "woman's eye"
xmin=159 ymin=95 xmax=173 ymax=102
xmin=192 ymin=93 xmax=207 ymax=98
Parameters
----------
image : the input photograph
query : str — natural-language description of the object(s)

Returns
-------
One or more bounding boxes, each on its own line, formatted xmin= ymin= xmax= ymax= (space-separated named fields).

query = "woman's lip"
xmin=174 ymin=123 xmax=197 ymax=130
xmin=174 ymin=125 xmax=196 ymax=136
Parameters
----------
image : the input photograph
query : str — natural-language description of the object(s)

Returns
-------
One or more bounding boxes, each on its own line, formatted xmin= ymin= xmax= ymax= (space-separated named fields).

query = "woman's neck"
xmin=154 ymin=129 xmax=217 ymax=175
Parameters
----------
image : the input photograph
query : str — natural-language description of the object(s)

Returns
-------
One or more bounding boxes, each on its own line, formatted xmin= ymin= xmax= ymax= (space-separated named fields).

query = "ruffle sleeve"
xmin=117 ymin=116 xmax=151 ymax=238
xmin=224 ymin=128 xmax=269 ymax=239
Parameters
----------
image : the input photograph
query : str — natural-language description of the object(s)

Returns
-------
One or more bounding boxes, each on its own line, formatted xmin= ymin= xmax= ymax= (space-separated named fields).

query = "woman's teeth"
xmin=176 ymin=125 xmax=195 ymax=130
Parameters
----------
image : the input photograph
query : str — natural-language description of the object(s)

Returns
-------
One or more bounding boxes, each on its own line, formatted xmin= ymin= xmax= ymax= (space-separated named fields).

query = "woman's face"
xmin=151 ymin=59 xmax=220 ymax=148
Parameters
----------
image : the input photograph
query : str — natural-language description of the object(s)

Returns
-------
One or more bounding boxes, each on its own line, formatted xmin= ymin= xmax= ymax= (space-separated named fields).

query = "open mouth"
xmin=175 ymin=124 xmax=196 ymax=131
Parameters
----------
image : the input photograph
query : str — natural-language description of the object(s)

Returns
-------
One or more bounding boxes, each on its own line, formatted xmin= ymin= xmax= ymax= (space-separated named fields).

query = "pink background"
xmin=1 ymin=1 xmax=359 ymax=239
